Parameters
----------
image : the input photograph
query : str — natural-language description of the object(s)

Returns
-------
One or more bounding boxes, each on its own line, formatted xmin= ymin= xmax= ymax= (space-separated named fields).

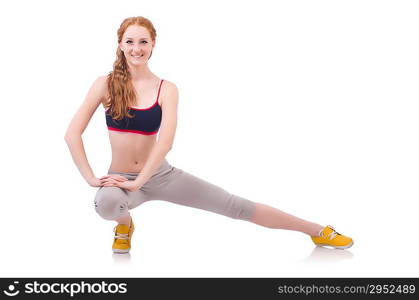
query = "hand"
xmin=87 ymin=174 xmax=128 ymax=188
xmin=100 ymin=175 xmax=140 ymax=192
xmin=87 ymin=176 xmax=104 ymax=188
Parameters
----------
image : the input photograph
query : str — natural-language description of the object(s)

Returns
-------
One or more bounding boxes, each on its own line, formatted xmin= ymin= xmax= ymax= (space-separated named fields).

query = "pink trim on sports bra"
xmin=107 ymin=127 xmax=159 ymax=135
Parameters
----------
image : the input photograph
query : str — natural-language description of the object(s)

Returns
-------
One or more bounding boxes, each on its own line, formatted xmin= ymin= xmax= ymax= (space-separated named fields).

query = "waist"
xmin=107 ymin=158 xmax=171 ymax=176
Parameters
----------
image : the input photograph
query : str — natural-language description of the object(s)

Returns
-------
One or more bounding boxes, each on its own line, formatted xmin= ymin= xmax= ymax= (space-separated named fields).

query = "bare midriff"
xmin=107 ymin=130 xmax=157 ymax=173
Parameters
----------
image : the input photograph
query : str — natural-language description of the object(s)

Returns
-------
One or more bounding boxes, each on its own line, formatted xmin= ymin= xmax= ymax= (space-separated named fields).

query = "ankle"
xmin=116 ymin=215 xmax=132 ymax=226
xmin=311 ymin=225 xmax=325 ymax=237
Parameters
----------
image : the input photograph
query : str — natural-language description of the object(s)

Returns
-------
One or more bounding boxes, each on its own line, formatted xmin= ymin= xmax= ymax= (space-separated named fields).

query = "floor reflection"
xmin=298 ymin=246 xmax=354 ymax=264
xmin=112 ymin=252 xmax=131 ymax=263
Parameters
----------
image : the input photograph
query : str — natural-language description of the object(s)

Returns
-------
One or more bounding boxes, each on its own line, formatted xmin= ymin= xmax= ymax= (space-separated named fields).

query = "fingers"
xmin=115 ymin=175 xmax=128 ymax=182
xmin=102 ymin=178 xmax=117 ymax=187
xmin=99 ymin=177 xmax=111 ymax=184
xmin=101 ymin=177 xmax=130 ymax=187
xmin=99 ymin=174 xmax=131 ymax=187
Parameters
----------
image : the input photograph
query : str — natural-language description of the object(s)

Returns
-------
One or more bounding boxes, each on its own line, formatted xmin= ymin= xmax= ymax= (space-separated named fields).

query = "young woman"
xmin=64 ymin=16 xmax=353 ymax=254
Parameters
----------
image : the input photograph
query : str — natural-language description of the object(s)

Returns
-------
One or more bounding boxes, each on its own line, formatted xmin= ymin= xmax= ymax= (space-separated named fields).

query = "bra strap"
xmin=156 ymin=79 xmax=164 ymax=103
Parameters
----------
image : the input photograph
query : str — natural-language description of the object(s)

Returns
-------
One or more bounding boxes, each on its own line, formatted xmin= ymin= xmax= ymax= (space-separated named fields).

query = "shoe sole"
xmin=112 ymin=248 xmax=131 ymax=254
xmin=315 ymin=240 xmax=354 ymax=250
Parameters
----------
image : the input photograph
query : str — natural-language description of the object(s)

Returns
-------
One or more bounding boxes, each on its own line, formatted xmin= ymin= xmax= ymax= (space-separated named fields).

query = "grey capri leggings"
xmin=94 ymin=159 xmax=257 ymax=221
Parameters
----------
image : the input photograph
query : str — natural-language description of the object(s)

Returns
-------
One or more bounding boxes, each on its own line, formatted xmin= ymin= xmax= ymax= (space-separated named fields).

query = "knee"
xmin=227 ymin=194 xmax=257 ymax=221
xmin=94 ymin=187 xmax=128 ymax=221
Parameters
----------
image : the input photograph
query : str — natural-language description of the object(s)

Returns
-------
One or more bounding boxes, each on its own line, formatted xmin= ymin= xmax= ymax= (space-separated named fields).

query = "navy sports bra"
xmin=105 ymin=79 xmax=164 ymax=135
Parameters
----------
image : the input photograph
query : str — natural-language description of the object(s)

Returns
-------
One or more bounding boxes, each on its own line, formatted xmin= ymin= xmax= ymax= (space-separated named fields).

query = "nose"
xmin=134 ymin=44 xmax=142 ymax=52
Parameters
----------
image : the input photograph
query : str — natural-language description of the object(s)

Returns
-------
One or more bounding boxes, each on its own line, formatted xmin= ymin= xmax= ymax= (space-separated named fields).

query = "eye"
xmin=126 ymin=41 xmax=147 ymax=44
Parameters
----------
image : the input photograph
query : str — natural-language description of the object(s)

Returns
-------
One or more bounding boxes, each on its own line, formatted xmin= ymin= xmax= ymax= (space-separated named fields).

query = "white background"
xmin=0 ymin=0 xmax=418 ymax=277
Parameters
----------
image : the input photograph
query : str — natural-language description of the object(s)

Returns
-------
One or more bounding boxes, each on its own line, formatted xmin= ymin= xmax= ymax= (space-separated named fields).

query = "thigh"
xmin=144 ymin=167 xmax=256 ymax=220
xmin=94 ymin=185 xmax=150 ymax=210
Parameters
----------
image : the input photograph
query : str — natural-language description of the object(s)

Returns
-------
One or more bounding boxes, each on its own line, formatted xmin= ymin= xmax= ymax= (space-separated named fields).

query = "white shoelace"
xmin=321 ymin=226 xmax=341 ymax=240
xmin=114 ymin=227 xmax=129 ymax=240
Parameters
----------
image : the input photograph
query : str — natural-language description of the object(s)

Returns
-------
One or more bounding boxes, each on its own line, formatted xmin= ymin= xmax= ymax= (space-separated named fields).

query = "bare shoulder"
xmin=161 ymin=79 xmax=179 ymax=106
xmin=162 ymin=79 xmax=178 ymax=94
xmin=96 ymin=74 xmax=110 ymax=107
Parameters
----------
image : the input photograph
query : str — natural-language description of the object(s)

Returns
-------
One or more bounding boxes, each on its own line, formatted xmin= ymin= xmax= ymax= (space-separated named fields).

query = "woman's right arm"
xmin=64 ymin=75 xmax=108 ymax=187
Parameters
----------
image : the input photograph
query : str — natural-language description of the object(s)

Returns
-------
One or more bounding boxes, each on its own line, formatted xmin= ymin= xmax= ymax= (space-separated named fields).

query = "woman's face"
xmin=120 ymin=25 xmax=155 ymax=64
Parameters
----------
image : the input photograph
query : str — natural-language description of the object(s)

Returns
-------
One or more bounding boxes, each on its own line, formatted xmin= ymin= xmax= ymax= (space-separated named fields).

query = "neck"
xmin=127 ymin=62 xmax=154 ymax=81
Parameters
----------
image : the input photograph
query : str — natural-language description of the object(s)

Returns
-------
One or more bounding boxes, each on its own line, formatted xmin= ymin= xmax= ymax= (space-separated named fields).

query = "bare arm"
xmin=64 ymin=75 xmax=107 ymax=186
xmin=133 ymin=81 xmax=179 ymax=188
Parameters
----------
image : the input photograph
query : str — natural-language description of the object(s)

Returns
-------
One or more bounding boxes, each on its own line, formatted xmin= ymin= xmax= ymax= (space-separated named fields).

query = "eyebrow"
xmin=125 ymin=37 xmax=148 ymax=40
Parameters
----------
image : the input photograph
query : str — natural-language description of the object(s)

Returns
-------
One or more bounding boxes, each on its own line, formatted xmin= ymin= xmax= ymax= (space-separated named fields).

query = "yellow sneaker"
xmin=311 ymin=225 xmax=353 ymax=249
xmin=112 ymin=218 xmax=135 ymax=254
